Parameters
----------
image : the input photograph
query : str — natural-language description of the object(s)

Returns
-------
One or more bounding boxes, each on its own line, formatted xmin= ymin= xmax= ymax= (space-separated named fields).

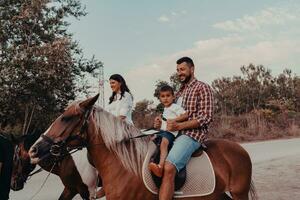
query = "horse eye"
xmin=61 ymin=116 xmax=74 ymax=122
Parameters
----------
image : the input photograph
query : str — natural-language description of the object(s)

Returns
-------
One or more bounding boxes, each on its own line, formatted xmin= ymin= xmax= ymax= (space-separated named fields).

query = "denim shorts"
xmin=166 ymin=134 xmax=200 ymax=172
xmin=159 ymin=131 xmax=175 ymax=149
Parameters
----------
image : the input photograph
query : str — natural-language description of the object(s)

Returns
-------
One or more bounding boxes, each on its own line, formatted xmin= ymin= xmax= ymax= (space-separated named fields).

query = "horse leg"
xmin=230 ymin=181 xmax=258 ymax=200
xmin=229 ymin=170 xmax=251 ymax=200
xmin=219 ymin=193 xmax=232 ymax=200
xmin=58 ymin=187 xmax=77 ymax=200
xmin=96 ymin=187 xmax=105 ymax=198
xmin=77 ymin=183 xmax=90 ymax=200
xmin=206 ymin=140 xmax=255 ymax=200
xmin=230 ymin=193 xmax=248 ymax=200
xmin=228 ymin=155 xmax=252 ymax=200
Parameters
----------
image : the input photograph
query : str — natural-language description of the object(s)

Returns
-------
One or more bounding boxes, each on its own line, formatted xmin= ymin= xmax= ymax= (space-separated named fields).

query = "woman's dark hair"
xmin=109 ymin=74 xmax=132 ymax=104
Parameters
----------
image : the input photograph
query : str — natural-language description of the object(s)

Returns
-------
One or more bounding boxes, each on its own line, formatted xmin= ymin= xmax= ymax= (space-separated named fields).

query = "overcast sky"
xmin=68 ymin=0 xmax=300 ymax=105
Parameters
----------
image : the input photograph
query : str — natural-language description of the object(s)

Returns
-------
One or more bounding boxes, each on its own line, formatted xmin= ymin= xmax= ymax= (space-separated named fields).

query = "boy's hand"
xmin=167 ymin=120 xmax=181 ymax=131
xmin=153 ymin=116 xmax=162 ymax=130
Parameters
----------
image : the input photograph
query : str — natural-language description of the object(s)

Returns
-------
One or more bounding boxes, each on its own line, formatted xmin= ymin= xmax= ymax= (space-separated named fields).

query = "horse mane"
xmin=92 ymin=106 xmax=149 ymax=176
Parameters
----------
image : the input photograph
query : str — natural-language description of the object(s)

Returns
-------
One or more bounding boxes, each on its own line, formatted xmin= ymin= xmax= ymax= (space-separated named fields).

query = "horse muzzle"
xmin=11 ymin=178 xmax=24 ymax=191
xmin=29 ymin=141 xmax=51 ymax=164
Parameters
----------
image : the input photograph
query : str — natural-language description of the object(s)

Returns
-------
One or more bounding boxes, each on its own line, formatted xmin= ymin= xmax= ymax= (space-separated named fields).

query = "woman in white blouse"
xmin=107 ymin=74 xmax=133 ymax=124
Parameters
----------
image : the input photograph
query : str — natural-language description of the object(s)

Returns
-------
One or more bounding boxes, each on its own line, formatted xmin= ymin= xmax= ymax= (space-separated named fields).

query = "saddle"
xmin=149 ymin=136 xmax=207 ymax=191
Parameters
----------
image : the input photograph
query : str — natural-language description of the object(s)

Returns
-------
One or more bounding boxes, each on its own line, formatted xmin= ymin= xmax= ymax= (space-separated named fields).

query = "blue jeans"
xmin=166 ymin=134 xmax=200 ymax=172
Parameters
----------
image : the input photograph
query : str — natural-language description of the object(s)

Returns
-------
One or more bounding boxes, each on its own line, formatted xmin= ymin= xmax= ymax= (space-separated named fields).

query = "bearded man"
xmin=154 ymin=57 xmax=214 ymax=200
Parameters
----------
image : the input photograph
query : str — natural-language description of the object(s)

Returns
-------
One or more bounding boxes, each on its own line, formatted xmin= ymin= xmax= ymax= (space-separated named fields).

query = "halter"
xmin=41 ymin=107 xmax=92 ymax=159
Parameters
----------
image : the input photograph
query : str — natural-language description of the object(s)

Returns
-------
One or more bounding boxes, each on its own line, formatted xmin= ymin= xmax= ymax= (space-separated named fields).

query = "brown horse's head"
xmin=11 ymin=133 xmax=39 ymax=191
xmin=29 ymin=94 xmax=99 ymax=164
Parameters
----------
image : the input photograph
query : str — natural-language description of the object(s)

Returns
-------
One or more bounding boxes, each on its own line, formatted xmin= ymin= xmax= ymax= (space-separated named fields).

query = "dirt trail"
xmin=10 ymin=138 xmax=300 ymax=199
xmin=252 ymin=154 xmax=300 ymax=200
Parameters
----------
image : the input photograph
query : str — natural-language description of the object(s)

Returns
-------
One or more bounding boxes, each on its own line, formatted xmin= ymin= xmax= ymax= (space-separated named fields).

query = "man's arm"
xmin=168 ymin=84 xmax=214 ymax=131
xmin=168 ymin=105 xmax=189 ymax=123
xmin=167 ymin=119 xmax=199 ymax=131
xmin=172 ymin=112 xmax=189 ymax=123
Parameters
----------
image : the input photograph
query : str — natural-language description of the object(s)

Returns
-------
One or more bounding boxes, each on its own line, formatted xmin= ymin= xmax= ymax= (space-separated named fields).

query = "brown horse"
xmin=29 ymin=95 xmax=257 ymax=200
xmin=11 ymin=131 xmax=100 ymax=200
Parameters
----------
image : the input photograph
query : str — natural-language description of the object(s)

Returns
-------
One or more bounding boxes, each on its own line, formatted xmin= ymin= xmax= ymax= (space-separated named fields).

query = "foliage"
xmin=132 ymin=99 xmax=157 ymax=129
xmin=153 ymin=73 xmax=181 ymax=99
xmin=212 ymin=64 xmax=300 ymax=115
xmin=0 ymin=0 xmax=102 ymax=134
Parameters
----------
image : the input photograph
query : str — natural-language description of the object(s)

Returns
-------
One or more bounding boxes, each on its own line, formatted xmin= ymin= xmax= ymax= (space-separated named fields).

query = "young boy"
xmin=148 ymin=85 xmax=188 ymax=177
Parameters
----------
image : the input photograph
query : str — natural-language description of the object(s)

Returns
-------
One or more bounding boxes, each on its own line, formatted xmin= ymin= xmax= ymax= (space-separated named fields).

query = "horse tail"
xmin=249 ymin=179 xmax=258 ymax=200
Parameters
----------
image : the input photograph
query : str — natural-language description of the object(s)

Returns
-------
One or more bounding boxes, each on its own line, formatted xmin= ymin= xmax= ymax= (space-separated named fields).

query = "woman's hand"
xmin=153 ymin=116 xmax=162 ymax=130
xmin=118 ymin=116 xmax=126 ymax=120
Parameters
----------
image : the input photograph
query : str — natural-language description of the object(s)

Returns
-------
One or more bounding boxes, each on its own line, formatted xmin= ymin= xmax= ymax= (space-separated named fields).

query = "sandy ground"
xmin=253 ymin=154 xmax=300 ymax=200
xmin=9 ymin=138 xmax=300 ymax=200
xmin=243 ymin=138 xmax=300 ymax=200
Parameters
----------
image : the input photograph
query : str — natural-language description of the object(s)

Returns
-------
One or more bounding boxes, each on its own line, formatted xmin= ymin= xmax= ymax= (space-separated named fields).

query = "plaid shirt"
xmin=176 ymin=78 xmax=214 ymax=142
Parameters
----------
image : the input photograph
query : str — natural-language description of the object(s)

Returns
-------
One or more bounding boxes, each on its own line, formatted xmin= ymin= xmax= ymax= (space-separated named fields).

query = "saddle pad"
xmin=142 ymin=142 xmax=215 ymax=198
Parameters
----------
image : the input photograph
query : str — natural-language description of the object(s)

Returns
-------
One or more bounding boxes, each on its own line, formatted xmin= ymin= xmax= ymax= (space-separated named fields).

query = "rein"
xmin=28 ymin=162 xmax=56 ymax=200
xmin=126 ymin=127 xmax=160 ymax=140
xmin=126 ymin=115 xmax=167 ymax=140
xmin=28 ymin=167 xmax=43 ymax=178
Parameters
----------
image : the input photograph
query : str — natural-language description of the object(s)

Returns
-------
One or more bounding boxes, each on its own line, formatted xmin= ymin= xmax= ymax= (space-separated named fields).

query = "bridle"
xmin=13 ymin=145 xmax=36 ymax=183
xmin=37 ymin=105 xmax=152 ymax=160
xmin=40 ymin=107 xmax=93 ymax=159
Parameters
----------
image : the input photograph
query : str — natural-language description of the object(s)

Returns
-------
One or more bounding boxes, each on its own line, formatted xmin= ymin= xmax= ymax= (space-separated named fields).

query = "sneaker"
xmin=148 ymin=162 xmax=163 ymax=177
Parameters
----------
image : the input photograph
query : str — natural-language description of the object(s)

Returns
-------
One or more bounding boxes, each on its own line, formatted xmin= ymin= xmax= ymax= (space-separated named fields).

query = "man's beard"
xmin=181 ymin=74 xmax=192 ymax=84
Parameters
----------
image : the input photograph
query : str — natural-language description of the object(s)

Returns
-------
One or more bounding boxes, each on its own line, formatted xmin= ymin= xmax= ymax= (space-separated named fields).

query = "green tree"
xmin=169 ymin=73 xmax=181 ymax=92
xmin=132 ymin=99 xmax=157 ymax=128
xmin=240 ymin=64 xmax=274 ymax=110
xmin=293 ymin=76 xmax=300 ymax=112
xmin=133 ymin=99 xmax=154 ymax=114
xmin=212 ymin=64 xmax=299 ymax=115
xmin=154 ymin=73 xmax=181 ymax=99
xmin=153 ymin=80 xmax=169 ymax=100
xmin=0 ymin=0 xmax=102 ymax=134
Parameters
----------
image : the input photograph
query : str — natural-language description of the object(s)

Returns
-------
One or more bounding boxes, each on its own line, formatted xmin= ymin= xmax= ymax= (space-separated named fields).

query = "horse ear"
xmin=79 ymin=94 xmax=99 ymax=110
xmin=10 ymin=134 xmax=26 ymax=145
xmin=10 ymin=134 xmax=18 ymax=145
